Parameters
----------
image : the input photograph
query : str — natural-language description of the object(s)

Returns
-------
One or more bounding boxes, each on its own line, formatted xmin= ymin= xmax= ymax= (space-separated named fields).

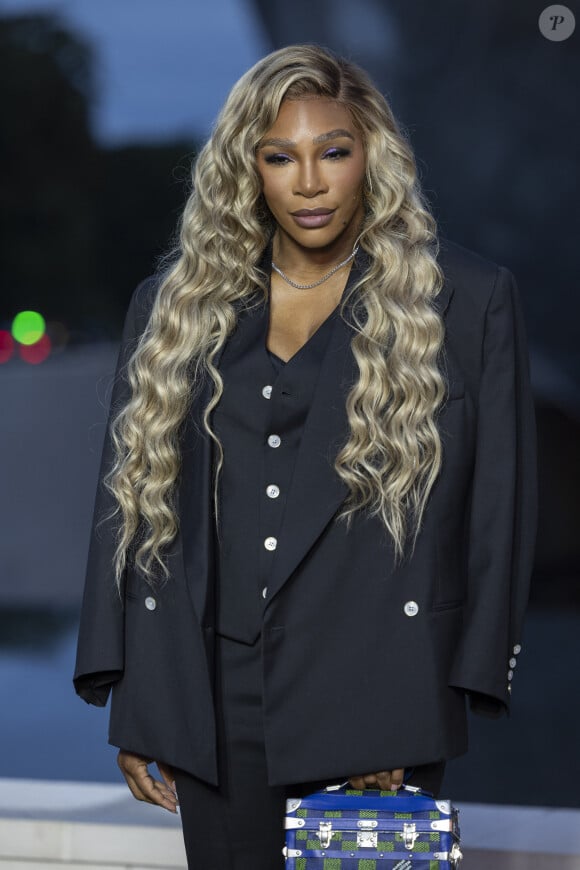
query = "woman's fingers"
xmin=158 ymin=761 xmax=177 ymax=795
xmin=386 ymin=768 xmax=404 ymax=790
xmin=348 ymin=769 xmax=405 ymax=790
xmin=117 ymin=750 xmax=178 ymax=813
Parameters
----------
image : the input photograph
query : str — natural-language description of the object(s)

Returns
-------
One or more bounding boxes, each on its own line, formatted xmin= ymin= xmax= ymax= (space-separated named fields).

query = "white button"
xmin=507 ymin=669 xmax=514 ymax=681
xmin=507 ymin=684 xmax=512 ymax=694
xmin=145 ymin=596 xmax=157 ymax=611
xmin=509 ymin=657 xmax=517 ymax=669
xmin=262 ymin=586 xmax=268 ymax=598
xmin=268 ymin=434 xmax=281 ymax=448
xmin=266 ymin=484 xmax=280 ymax=499
xmin=403 ymin=600 xmax=419 ymax=617
xmin=264 ymin=536 xmax=278 ymax=551
xmin=513 ymin=644 xmax=522 ymax=655
xmin=262 ymin=385 xmax=273 ymax=399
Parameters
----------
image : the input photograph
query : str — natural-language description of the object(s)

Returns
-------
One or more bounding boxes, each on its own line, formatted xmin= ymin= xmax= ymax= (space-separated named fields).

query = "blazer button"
xmin=145 ymin=596 xmax=157 ymax=611
xmin=264 ymin=536 xmax=277 ymax=551
xmin=267 ymin=434 xmax=281 ymax=448
xmin=262 ymin=586 xmax=268 ymax=599
xmin=266 ymin=484 xmax=280 ymax=499
xmin=513 ymin=644 xmax=522 ymax=655
xmin=262 ymin=385 xmax=273 ymax=400
xmin=403 ymin=600 xmax=419 ymax=617
xmin=509 ymin=657 xmax=517 ymax=669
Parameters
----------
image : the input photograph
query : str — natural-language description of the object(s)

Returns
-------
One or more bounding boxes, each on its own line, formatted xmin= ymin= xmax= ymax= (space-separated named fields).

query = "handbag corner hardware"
xmin=451 ymin=842 xmax=464 ymax=866
xmin=286 ymin=798 xmax=302 ymax=812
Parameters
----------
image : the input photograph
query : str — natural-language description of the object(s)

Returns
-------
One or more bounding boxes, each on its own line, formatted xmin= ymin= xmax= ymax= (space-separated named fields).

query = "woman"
xmin=74 ymin=44 xmax=537 ymax=869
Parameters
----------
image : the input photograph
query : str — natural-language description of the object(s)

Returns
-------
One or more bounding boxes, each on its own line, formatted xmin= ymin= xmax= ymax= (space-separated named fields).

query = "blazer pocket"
xmin=431 ymin=598 xmax=464 ymax=613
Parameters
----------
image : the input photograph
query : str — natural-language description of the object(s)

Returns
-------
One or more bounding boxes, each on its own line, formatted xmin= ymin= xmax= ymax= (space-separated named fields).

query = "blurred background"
xmin=0 ymin=0 xmax=578 ymax=808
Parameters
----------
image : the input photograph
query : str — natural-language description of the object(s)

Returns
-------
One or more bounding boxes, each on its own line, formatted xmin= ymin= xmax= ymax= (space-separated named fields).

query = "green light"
xmin=12 ymin=311 xmax=46 ymax=345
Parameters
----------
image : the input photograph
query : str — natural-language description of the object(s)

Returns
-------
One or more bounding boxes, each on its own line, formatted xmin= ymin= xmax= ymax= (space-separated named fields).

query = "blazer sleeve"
xmin=73 ymin=277 xmax=157 ymax=706
xmin=448 ymin=266 xmax=537 ymax=717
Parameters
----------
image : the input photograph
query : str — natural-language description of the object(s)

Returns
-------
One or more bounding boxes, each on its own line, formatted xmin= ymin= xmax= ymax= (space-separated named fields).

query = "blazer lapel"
xmin=266 ymin=266 xmax=454 ymax=603
xmin=265 ymin=309 xmax=356 ymax=602
xmin=178 ymin=345 xmax=225 ymax=624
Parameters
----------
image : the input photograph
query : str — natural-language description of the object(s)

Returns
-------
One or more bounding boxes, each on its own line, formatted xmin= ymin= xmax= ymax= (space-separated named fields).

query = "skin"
xmin=257 ymin=98 xmax=368 ymax=362
xmin=256 ymin=97 xmax=366 ymax=270
xmin=117 ymin=750 xmax=178 ymax=813
xmin=118 ymin=97 xmax=404 ymax=810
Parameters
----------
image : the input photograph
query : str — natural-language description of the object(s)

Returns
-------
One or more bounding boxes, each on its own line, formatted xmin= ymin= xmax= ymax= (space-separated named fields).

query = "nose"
xmin=294 ymin=159 xmax=328 ymax=198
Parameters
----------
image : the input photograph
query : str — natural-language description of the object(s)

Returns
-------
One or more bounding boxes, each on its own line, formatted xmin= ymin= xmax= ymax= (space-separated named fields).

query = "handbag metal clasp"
xmin=318 ymin=821 xmax=333 ymax=848
xmin=357 ymin=819 xmax=378 ymax=848
xmin=403 ymin=822 xmax=419 ymax=850
xmin=357 ymin=829 xmax=378 ymax=848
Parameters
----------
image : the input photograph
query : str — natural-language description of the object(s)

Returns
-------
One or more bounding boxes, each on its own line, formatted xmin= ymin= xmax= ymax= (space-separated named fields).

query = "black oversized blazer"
xmin=74 ymin=239 xmax=537 ymax=787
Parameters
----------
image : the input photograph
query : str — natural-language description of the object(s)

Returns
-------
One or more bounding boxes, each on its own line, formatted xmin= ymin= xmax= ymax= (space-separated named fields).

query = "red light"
xmin=0 ymin=330 xmax=15 ymax=363
xmin=18 ymin=333 xmax=51 ymax=364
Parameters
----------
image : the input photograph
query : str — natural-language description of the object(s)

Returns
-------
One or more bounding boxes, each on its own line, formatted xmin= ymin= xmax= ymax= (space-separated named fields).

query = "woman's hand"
xmin=348 ymin=769 xmax=404 ymax=791
xmin=117 ymin=749 xmax=178 ymax=813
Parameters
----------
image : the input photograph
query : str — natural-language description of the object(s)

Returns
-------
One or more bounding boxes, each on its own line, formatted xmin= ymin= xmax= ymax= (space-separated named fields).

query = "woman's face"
xmin=256 ymin=98 xmax=366 ymax=255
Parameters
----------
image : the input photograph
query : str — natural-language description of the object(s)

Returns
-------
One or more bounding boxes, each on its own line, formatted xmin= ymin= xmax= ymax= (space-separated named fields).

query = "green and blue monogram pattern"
xmin=284 ymin=787 xmax=462 ymax=869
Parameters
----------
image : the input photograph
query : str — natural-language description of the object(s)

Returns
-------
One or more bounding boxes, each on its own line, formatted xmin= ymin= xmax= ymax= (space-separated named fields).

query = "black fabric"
xmin=212 ymin=292 xmax=339 ymax=643
xmin=174 ymin=633 xmax=446 ymax=870
xmin=74 ymin=241 xmax=537 ymax=788
xmin=267 ymin=348 xmax=286 ymax=372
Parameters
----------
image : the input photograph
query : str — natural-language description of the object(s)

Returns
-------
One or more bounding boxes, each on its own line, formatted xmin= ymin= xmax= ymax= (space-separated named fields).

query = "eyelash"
xmin=263 ymin=147 xmax=351 ymax=166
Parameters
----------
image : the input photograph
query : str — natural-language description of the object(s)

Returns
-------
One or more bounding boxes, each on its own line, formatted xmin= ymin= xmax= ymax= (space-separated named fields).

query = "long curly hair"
xmin=105 ymin=43 xmax=446 ymax=586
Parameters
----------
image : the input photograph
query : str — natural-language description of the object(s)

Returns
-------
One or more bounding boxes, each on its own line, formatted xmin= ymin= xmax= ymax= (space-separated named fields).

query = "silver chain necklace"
xmin=271 ymin=246 xmax=359 ymax=290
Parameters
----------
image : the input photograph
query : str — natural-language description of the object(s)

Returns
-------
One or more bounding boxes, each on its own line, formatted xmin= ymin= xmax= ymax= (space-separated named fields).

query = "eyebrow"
xmin=259 ymin=128 xmax=355 ymax=148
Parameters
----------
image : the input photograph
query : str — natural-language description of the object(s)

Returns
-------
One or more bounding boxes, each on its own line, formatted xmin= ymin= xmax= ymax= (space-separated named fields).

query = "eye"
xmin=263 ymin=153 xmax=292 ymax=165
xmin=323 ymin=147 xmax=351 ymax=160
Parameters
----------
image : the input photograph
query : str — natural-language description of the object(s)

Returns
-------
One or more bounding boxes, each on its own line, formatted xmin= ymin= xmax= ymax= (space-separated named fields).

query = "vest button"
xmin=403 ymin=600 xmax=419 ymax=617
xmin=513 ymin=644 xmax=522 ymax=655
xmin=266 ymin=484 xmax=280 ymax=499
xmin=145 ymin=596 xmax=157 ymax=611
xmin=262 ymin=385 xmax=273 ymax=399
xmin=262 ymin=586 xmax=268 ymax=598
xmin=264 ymin=536 xmax=278 ymax=551
xmin=267 ymin=434 xmax=281 ymax=448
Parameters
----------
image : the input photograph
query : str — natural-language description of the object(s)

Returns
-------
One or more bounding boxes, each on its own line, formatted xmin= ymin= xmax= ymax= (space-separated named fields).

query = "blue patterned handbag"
xmin=283 ymin=784 xmax=462 ymax=868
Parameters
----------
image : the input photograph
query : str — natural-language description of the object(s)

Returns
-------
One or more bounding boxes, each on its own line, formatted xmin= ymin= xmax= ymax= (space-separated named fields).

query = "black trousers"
xmin=174 ymin=634 xmax=446 ymax=870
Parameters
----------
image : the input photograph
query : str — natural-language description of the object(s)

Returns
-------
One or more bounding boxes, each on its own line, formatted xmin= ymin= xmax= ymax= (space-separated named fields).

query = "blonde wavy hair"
xmin=106 ymin=43 xmax=446 ymax=586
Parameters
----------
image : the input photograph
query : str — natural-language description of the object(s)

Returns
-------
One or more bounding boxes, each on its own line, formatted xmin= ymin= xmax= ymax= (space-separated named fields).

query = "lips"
xmin=291 ymin=208 xmax=334 ymax=216
xmin=290 ymin=208 xmax=335 ymax=228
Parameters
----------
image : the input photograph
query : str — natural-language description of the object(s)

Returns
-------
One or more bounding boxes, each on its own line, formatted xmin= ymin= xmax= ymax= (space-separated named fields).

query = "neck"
xmin=272 ymin=229 xmax=361 ymax=278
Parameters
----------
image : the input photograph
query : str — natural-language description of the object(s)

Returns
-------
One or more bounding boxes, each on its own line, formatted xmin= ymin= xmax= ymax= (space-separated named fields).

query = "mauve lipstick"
xmin=291 ymin=207 xmax=335 ymax=228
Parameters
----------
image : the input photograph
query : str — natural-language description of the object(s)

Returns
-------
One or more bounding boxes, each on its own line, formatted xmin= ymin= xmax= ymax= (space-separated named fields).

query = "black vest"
xmin=211 ymin=291 xmax=340 ymax=643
